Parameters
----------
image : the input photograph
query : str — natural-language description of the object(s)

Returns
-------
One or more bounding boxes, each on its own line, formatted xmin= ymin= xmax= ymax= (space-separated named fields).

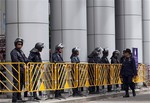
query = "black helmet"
xmin=72 ymin=47 xmax=80 ymax=54
xmin=112 ymin=50 xmax=120 ymax=57
xmin=102 ymin=48 xmax=109 ymax=55
xmin=113 ymin=50 xmax=120 ymax=55
xmin=35 ymin=42 xmax=44 ymax=52
xmin=55 ymin=43 xmax=64 ymax=50
xmin=14 ymin=38 xmax=23 ymax=46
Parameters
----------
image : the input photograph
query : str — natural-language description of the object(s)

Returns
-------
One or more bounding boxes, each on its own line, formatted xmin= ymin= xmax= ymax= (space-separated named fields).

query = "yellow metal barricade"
xmin=96 ymin=64 xmax=111 ymax=86
xmin=133 ymin=64 xmax=146 ymax=83
xmin=0 ymin=62 xmax=146 ymax=93
xmin=0 ymin=62 xmax=26 ymax=93
xmin=55 ymin=63 xmax=77 ymax=90
xmin=78 ymin=64 xmax=89 ymax=87
xmin=110 ymin=64 xmax=122 ymax=85
xmin=88 ymin=63 xmax=96 ymax=87
xmin=27 ymin=62 xmax=55 ymax=92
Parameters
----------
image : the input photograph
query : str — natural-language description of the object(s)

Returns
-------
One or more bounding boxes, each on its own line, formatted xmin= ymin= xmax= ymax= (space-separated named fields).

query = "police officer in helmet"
xmin=88 ymin=47 xmax=102 ymax=63
xmin=70 ymin=47 xmax=81 ymax=96
xmin=52 ymin=43 xmax=64 ymax=63
xmin=70 ymin=47 xmax=80 ymax=63
xmin=111 ymin=50 xmax=120 ymax=64
xmin=11 ymin=38 xmax=28 ymax=102
xmin=101 ymin=48 xmax=111 ymax=91
xmin=52 ymin=43 xmax=64 ymax=99
xmin=28 ymin=42 xmax=44 ymax=100
xmin=110 ymin=50 xmax=120 ymax=90
xmin=101 ymin=48 xmax=109 ymax=64
xmin=88 ymin=47 xmax=102 ymax=94
xmin=120 ymin=48 xmax=137 ymax=98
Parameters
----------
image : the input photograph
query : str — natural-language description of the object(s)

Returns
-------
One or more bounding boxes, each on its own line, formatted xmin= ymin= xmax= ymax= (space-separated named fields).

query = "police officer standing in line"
xmin=70 ymin=47 xmax=82 ymax=96
xmin=101 ymin=48 xmax=109 ymax=64
xmin=110 ymin=50 xmax=120 ymax=90
xmin=28 ymin=42 xmax=44 ymax=100
xmin=88 ymin=47 xmax=102 ymax=94
xmin=52 ymin=43 xmax=64 ymax=99
xmin=120 ymin=48 xmax=137 ymax=97
xmin=101 ymin=48 xmax=111 ymax=92
xmin=11 ymin=38 xmax=28 ymax=102
xmin=110 ymin=50 xmax=120 ymax=64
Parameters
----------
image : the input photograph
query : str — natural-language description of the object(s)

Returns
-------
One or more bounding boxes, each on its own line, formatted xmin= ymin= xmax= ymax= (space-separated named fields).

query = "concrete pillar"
xmin=142 ymin=0 xmax=150 ymax=65
xmin=6 ymin=0 xmax=49 ymax=61
xmin=5 ymin=0 xmax=49 ymax=94
xmin=0 ymin=0 xmax=5 ymax=36
xmin=50 ymin=0 xmax=87 ymax=62
xmin=87 ymin=0 xmax=115 ymax=59
xmin=115 ymin=0 xmax=143 ymax=63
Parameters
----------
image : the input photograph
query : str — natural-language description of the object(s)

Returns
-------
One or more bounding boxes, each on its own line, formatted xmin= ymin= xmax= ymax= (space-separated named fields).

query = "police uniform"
xmin=52 ymin=51 xmax=64 ymax=98
xmin=88 ymin=52 xmax=101 ymax=93
xmin=120 ymin=56 xmax=137 ymax=97
xmin=101 ymin=56 xmax=109 ymax=64
xmin=70 ymin=54 xmax=80 ymax=96
xmin=11 ymin=48 xmax=28 ymax=102
xmin=52 ymin=52 xmax=63 ymax=63
xmin=120 ymin=56 xmax=125 ymax=63
xmin=101 ymin=50 xmax=111 ymax=92
xmin=111 ymin=57 xmax=119 ymax=64
xmin=110 ymin=51 xmax=120 ymax=89
xmin=71 ymin=56 xmax=80 ymax=63
xmin=28 ymin=43 xmax=44 ymax=100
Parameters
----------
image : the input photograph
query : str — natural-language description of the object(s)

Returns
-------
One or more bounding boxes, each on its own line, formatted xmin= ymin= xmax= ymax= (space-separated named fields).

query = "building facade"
xmin=0 ymin=0 xmax=150 ymax=65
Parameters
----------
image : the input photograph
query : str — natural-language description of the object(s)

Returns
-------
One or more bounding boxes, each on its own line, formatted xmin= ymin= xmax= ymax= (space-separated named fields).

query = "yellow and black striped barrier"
xmin=0 ymin=62 xmax=146 ymax=93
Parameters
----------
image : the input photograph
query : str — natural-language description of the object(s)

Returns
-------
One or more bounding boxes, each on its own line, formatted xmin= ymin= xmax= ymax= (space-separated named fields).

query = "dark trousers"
xmin=55 ymin=90 xmax=64 ymax=97
xmin=12 ymin=73 xmax=24 ymax=101
xmin=89 ymin=86 xmax=95 ymax=93
xmin=89 ymin=86 xmax=99 ymax=93
xmin=123 ymin=76 xmax=135 ymax=94
xmin=107 ymin=85 xmax=112 ymax=92
xmin=73 ymin=88 xmax=78 ymax=95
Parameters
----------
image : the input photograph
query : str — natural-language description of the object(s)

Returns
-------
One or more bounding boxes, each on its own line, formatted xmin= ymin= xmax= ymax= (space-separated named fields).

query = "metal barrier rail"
xmin=0 ymin=62 xmax=146 ymax=93
xmin=133 ymin=64 xmax=146 ymax=83
xmin=0 ymin=62 xmax=26 ymax=93
xmin=27 ymin=62 xmax=55 ymax=92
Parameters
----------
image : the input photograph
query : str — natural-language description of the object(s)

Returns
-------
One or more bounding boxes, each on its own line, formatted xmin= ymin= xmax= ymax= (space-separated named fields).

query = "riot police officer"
xmin=28 ymin=42 xmax=44 ymax=100
xmin=70 ymin=47 xmax=81 ymax=96
xmin=111 ymin=50 xmax=120 ymax=64
xmin=52 ymin=43 xmax=64 ymax=63
xmin=120 ymin=48 xmax=137 ymax=97
xmin=88 ymin=47 xmax=102 ymax=63
xmin=110 ymin=50 xmax=120 ymax=90
xmin=101 ymin=48 xmax=111 ymax=92
xmin=11 ymin=38 xmax=28 ymax=102
xmin=88 ymin=47 xmax=102 ymax=94
xmin=101 ymin=48 xmax=109 ymax=64
xmin=70 ymin=47 xmax=80 ymax=63
xmin=52 ymin=43 xmax=64 ymax=99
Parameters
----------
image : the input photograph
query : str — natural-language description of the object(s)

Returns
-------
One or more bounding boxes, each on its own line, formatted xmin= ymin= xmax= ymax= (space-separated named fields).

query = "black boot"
xmin=123 ymin=90 xmax=129 ymax=98
xmin=24 ymin=91 xmax=28 ymax=97
xmin=33 ymin=92 xmax=41 ymax=100
xmin=132 ymin=90 xmax=136 ymax=97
